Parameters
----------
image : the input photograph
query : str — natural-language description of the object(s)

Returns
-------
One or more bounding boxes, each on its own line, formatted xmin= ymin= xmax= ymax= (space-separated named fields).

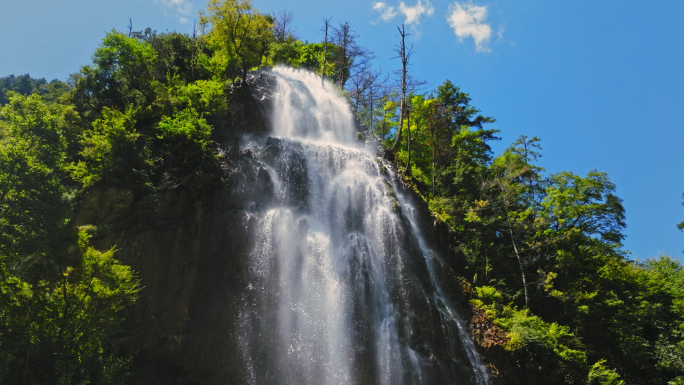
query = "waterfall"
xmin=237 ymin=67 xmax=490 ymax=385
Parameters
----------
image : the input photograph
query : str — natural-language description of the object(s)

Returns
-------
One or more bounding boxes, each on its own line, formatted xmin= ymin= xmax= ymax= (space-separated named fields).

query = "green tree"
xmin=0 ymin=94 xmax=66 ymax=257
xmin=267 ymin=39 xmax=306 ymax=67
xmin=0 ymin=74 xmax=70 ymax=106
xmin=0 ymin=93 xmax=140 ymax=383
xmin=470 ymin=285 xmax=592 ymax=384
xmin=200 ymin=0 xmax=274 ymax=80
xmin=433 ymin=80 xmax=496 ymax=192
xmin=139 ymin=30 xmax=210 ymax=83
xmin=411 ymin=80 xmax=498 ymax=229
xmin=0 ymin=228 xmax=140 ymax=384
xmin=69 ymin=107 xmax=147 ymax=187
xmin=71 ymin=31 xmax=157 ymax=120
xmin=471 ymin=136 xmax=545 ymax=308
xmin=330 ymin=21 xmax=370 ymax=89
xmin=152 ymin=107 xmax=220 ymax=186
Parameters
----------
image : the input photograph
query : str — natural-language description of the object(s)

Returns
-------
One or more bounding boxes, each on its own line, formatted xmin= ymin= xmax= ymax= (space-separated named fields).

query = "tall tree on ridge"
xmin=348 ymin=62 xmax=388 ymax=136
xmin=200 ymin=0 xmax=274 ymax=80
xmin=363 ymin=68 xmax=389 ymax=138
xmin=321 ymin=17 xmax=331 ymax=85
xmin=331 ymin=21 xmax=371 ymax=89
xmin=272 ymin=9 xmax=296 ymax=43
xmin=391 ymin=24 xmax=411 ymax=155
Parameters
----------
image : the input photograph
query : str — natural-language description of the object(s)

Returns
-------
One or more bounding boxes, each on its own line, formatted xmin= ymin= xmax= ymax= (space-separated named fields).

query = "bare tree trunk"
xmin=391 ymin=25 xmax=409 ymax=152
xmin=382 ymin=103 xmax=387 ymax=140
xmin=191 ymin=19 xmax=197 ymax=81
xmin=509 ymin=227 xmax=529 ymax=309
xmin=369 ymin=89 xmax=374 ymax=137
xmin=431 ymin=114 xmax=438 ymax=197
xmin=322 ymin=18 xmax=330 ymax=85
xmin=392 ymin=99 xmax=405 ymax=152
xmin=335 ymin=22 xmax=350 ymax=88
xmin=432 ymin=142 xmax=436 ymax=196
xmin=503 ymin=204 xmax=529 ymax=309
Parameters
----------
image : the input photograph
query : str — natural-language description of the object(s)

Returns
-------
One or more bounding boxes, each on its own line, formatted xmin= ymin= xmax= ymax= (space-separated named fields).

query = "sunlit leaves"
xmin=200 ymin=0 xmax=274 ymax=79
xmin=72 ymin=32 xmax=158 ymax=117
xmin=541 ymin=171 xmax=625 ymax=243
xmin=157 ymin=108 xmax=211 ymax=146
xmin=69 ymin=107 xmax=143 ymax=187
xmin=471 ymin=285 xmax=592 ymax=384
xmin=0 ymin=228 xmax=139 ymax=383
xmin=0 ymin=94 xmax=66 ymax=256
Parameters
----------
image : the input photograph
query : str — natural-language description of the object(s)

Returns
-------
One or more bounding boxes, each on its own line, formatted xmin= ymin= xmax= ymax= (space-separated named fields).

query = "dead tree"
xmin=391 ymin=24 xmax=412 ymax=154
xmin=321 ymin=17 xmax=331 ymax=85
xmin=348 ymin=63 xmax=389 ymax=137
xmin=273 ymin=9 xmax=296 ymax=43
xmin=331 ymin=21 xmax=372 ymax=89
xmin=366 ymin=70 xmax=389 ymax=137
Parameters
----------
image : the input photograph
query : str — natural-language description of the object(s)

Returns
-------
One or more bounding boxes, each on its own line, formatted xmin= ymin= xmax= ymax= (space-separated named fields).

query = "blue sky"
xmin=1 ymin=0 xmax=682 ymax=260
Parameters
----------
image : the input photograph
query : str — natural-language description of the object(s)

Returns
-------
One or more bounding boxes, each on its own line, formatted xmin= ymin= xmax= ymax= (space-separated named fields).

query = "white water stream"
xmin=237 ymin=67 xmax=489 ymax=385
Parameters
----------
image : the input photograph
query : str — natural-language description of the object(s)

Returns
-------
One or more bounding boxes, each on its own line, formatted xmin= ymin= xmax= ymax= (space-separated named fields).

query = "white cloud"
xmin=372 ymin=0 xmax=434 ymax=26
xmin=398 ymin=0 xmax=434 ymax=25
xmin=155 ymin=0 xmax=192 ymax=22
xmin=373 ymin=2 xmax=397 ymax=22
xmin=447 ymin=2 xmax=493 ymax=52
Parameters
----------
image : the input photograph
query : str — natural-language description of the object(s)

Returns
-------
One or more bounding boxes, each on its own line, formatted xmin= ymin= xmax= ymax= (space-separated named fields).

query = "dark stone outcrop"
xmin=71 ymin=73 xmax=279 ymax=384
xmin=73 ymin=167 xmax=265 ymax=384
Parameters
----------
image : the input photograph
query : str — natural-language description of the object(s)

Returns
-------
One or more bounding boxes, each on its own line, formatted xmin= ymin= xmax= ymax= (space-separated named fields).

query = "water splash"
xmin=238 ymin=67 xmax=489 ymax=385
xmin=269 ymin=67 xmax=357 ymax=144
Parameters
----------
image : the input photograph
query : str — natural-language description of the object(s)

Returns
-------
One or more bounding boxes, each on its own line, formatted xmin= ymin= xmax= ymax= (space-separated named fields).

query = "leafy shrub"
xmin=588 ymin=359 xmax=624 ymax=385
xmin=0 ymin=227 xmax=140 ymax=384
xmin=69 ymin=106 xmax=146 ymax=187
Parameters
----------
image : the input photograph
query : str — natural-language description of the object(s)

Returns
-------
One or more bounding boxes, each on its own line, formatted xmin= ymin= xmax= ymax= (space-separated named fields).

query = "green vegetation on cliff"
xmin=0 ymin=93 xmax=140 ymax=383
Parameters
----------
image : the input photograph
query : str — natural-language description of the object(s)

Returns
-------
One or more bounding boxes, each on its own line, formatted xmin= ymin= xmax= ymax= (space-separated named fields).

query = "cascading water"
xmin=237 ymin=67 xmax=489 ymax=385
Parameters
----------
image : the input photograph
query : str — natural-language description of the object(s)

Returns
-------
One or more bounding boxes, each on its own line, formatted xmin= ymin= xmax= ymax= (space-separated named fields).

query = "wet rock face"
xmin=213 ymin=71 xmax=275 ymax=155
xmin=74 ymin=165 xmax=268 ymax=384
xmin=238 ymin=137 xmax=484 ymax=385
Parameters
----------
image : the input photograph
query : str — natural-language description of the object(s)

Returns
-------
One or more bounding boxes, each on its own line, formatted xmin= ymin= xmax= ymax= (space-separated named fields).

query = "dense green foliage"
xmin=0 ymin=93 xmax=140 ymax=383
xmin=1 ymin=0 xmax=682 ymax=383
xmin=0 ymin=74 xmax=70 ymax=105
xmin=375 ymin=80 xmax=684 ymax=383
xmin=0 ymin=227 xmax=139 ymax=384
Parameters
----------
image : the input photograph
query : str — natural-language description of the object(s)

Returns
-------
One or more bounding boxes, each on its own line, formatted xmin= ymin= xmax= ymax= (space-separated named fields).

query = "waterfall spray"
xmin=237 ymin=67 xmax=490 ymax=385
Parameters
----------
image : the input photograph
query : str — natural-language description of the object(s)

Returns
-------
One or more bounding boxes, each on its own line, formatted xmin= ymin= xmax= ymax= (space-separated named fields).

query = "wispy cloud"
xmin=497 ymin=24 xmax=505 ymax=40
xmin=373 ymin=2 xmax=397 ymax=22
xmin=447 ymin=2 xmax=493 ymax=52
xmin=398 ymin=0 xmax=434 ymax=25
xmin=155 ymin=0 xmax=192 ymax=23
xmin=372 ymin=0 xmax=434 ymax=26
